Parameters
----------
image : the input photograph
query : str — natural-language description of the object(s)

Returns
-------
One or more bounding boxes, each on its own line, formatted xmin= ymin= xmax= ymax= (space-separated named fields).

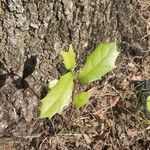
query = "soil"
xmin=0 ymin=0 xmax=150 ymax=149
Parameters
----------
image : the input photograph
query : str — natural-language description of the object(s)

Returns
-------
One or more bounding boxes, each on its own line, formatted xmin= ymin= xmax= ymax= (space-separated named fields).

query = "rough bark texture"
xmin=0 ymin=0 xmax=150 ymax=149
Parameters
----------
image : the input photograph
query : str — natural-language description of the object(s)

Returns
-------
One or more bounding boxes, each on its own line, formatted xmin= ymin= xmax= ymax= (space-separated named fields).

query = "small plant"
xmin=40 ymin=42 xmax=119 ymax=118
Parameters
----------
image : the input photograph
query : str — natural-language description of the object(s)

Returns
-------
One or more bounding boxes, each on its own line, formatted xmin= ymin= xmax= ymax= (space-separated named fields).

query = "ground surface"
xmin=0 ymin=0 xmax=150 ymax=149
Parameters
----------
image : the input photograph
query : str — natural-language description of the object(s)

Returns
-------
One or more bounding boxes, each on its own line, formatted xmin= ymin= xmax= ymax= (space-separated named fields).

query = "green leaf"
xmin=40 ymin=72 xmax=74 ymax=118
xmin=73 ymin=91 xmax=91 ymax=108
xmin=78 ymin=42 xmax=119 ymax=83
xmin=147 ymin=96 xmax=150 ymax=112
xmin=60 ymin=44 xmax=76 ymax=70
xmin=48 ymin=79 xmax=58 ymax=89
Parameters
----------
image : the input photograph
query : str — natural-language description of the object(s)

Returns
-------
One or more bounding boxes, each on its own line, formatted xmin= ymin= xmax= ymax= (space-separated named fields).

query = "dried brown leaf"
xmin=131 ymin=75 xmax=142 ymax=81
xmin=88 ymin=87 xmax=99 ymax=96
xmin=109 ymin=97 xmax=119 ymax=108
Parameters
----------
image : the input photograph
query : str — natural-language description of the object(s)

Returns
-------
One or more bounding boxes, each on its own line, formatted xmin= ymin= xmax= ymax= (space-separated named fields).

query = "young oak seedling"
xmin=40 ymin=42 xmax=119 ymax=118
